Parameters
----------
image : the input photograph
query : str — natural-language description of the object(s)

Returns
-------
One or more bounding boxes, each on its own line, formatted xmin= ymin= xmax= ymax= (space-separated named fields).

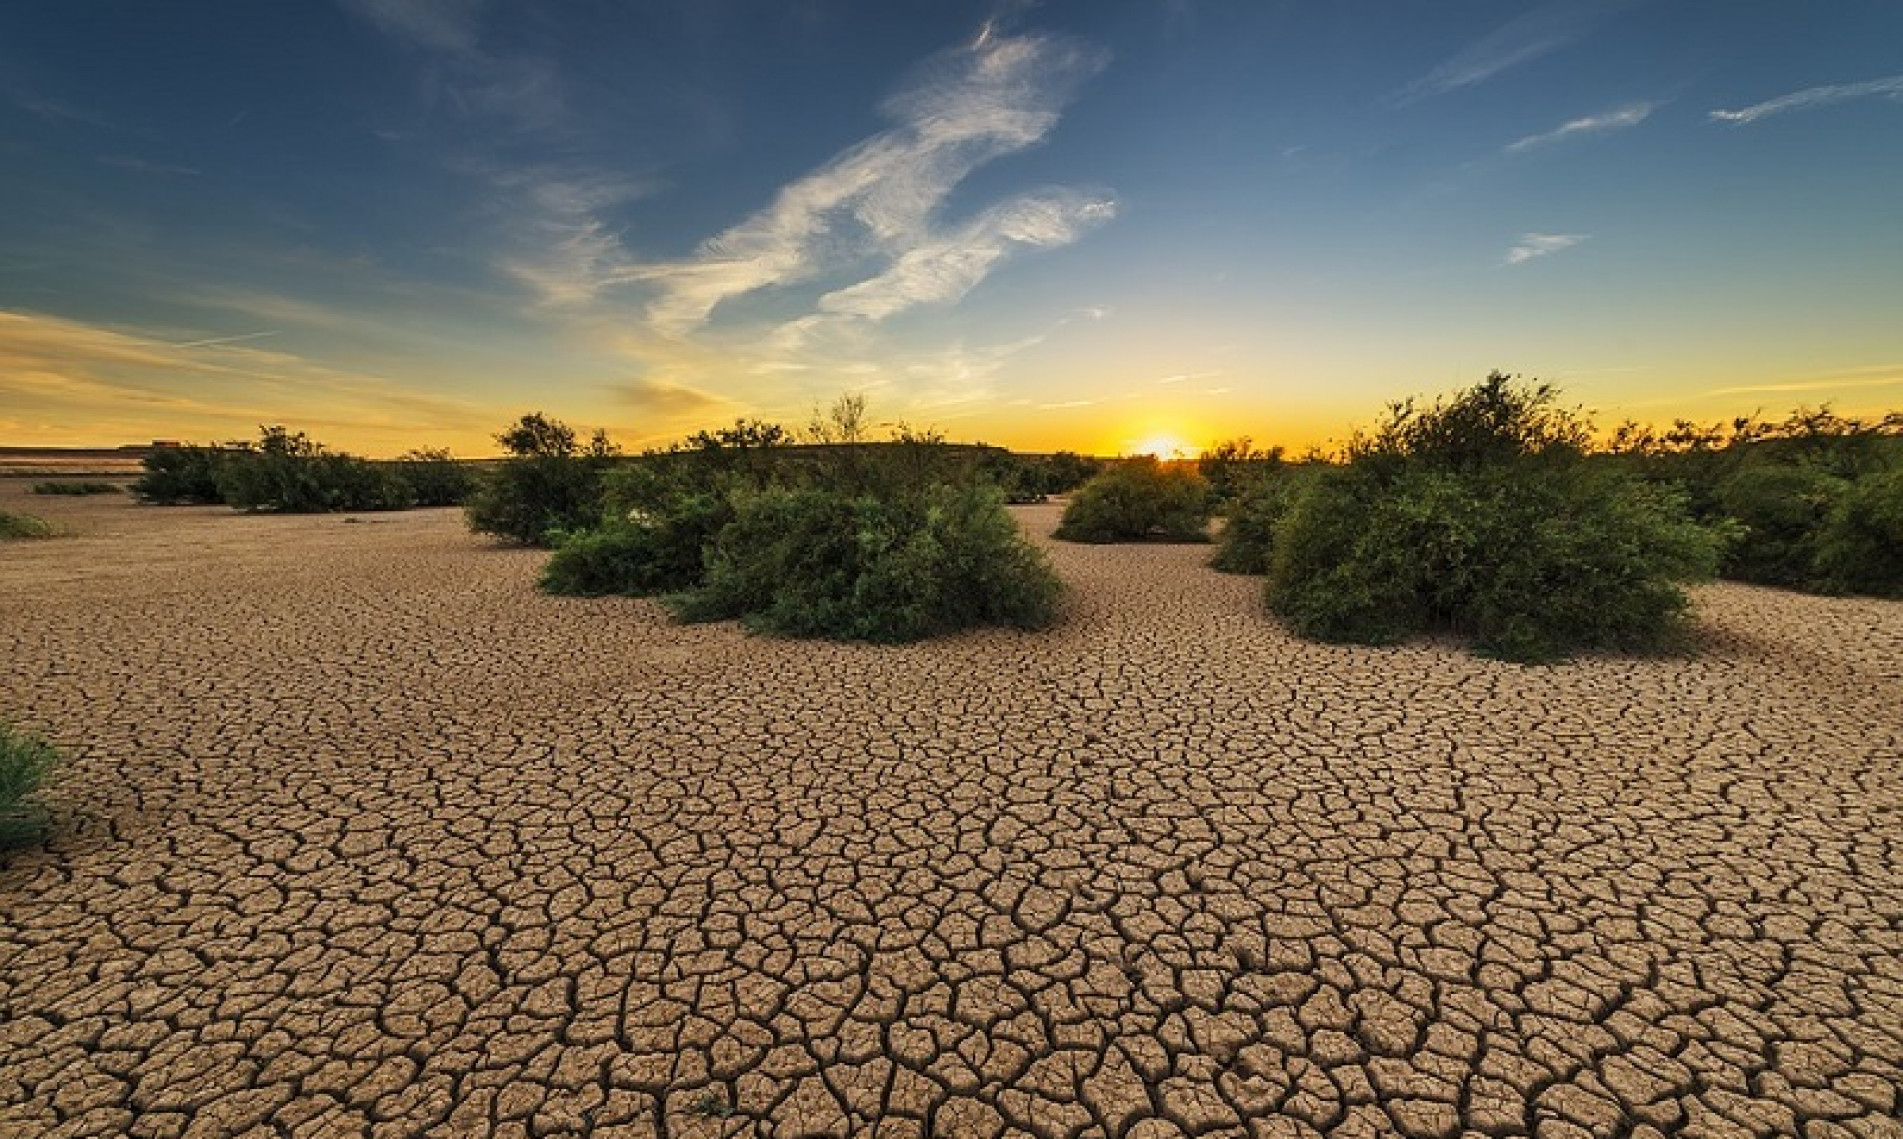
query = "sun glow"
xmin=1128 ymin=434 xmax=1193 ymax=459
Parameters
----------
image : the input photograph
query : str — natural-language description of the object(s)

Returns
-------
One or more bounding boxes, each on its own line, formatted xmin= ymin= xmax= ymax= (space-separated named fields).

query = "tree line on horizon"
xmin=119 ymin=378 xmax=1901 ymax=656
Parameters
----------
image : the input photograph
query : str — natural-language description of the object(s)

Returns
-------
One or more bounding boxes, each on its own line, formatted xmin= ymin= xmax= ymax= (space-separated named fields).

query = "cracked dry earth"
xmin=3 ymin=487 xmax=1901 ymax=1139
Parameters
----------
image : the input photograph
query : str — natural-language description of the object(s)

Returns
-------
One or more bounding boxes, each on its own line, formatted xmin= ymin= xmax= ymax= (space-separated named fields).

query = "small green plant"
xmin=1 ymin=721 xmax=60 ymax=845
xmin=1054 ymin=456 xmax=1213 ymax=543
xmin=687 ymin=1090 xmax=733 ymax=1119
xmin=0 ymin=509 xmax=56 ymax=540
xmin=31 ymin=481 xmax=121 ymax=496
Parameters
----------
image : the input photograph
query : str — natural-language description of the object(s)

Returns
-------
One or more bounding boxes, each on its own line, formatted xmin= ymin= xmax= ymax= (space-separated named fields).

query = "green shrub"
xmin=1813 ymin=469 xmax=1903 ymax=597
xmin=1054 ymin=456 xmax=1213 ymax=543
xmin=1198 ymin=437 xmax=1284 ymax=504
xmin=1 ymin=721 xmax=59 ymax=844
xmin=1266 ymin=374 xmax=1726 ymax=662
xmin=31 ymin=481 xmax=121 ymax=496
xmin=673 ymin=483 xmax=1061 ymax=642
xmin=392 ymin=449 xmax=474 ymax=507
xmin=0 ymin=510 xmax=55 ymax=540
xmin=541 ymin=491 xmax=732 ymax=597
xmin=465 ymin=413 xmax=619 ymax=546
xmin=135 ymin=444 xmax=232 ymax=504
xmin=1210 ymin=466 xmax=1313 ymax=575
xmin=1713 ymin=465 xmax=1846 ymax=588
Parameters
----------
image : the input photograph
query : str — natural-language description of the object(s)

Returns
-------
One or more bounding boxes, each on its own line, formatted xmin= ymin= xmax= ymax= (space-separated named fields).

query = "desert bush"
xmin=0 ymin=510 xmax=55 ymax=540
xmin=1812 ymin=469 xmax=1903 ymax=597
xmin=466 ymin=413 xmax=619 ymax=546
xmin=672 ymin=483 xmax=1061 ymax=642
xmin=215 ymin=427 xmax=414 ymax=513
xmin=1209 ymin=466 xmax=1313 ymax=575
xmin=1266 ymin=373 xmax=1726 ymax=662
xmin=541 ymin=491 xmax=732 ymax=597
xmin=1713 ymin=465 xmax=1846 ymax=588
xmin=392 ymin=448 xmax=474 ymax=507
xmin=0 ymin=720 xmax=59 ymax=844
xmin=135 ymin=444 xmax=231 ymax=504
xmin=1199 ymin=437 xmax=1284 ymax=504
xmin=31 ymin=481 xmax=120 ymax=496
xmin=1054 ymin=456 xmax=1213 ymax=543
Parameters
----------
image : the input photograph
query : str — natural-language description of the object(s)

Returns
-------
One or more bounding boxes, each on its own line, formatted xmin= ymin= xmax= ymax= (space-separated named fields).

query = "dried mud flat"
xmin=2 ymin=485 xmax=1900 ymax=1139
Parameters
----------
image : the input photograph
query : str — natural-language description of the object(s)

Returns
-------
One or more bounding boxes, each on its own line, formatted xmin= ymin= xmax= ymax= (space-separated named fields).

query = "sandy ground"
xmin=2 ymin=484 xmax=1900 ymax=1139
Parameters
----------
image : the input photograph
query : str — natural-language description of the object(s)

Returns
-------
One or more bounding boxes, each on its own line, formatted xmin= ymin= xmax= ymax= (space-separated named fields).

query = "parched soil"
xmin=3 ymin=487 xmax=1900 ymax=1139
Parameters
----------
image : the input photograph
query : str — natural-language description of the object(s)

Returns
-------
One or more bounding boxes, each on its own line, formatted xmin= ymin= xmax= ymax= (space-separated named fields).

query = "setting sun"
xmin=1128 ymin=434 xmax=1193 ymax=459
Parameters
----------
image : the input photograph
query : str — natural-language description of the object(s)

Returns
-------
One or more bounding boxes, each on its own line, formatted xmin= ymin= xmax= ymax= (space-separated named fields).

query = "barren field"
xmin=3 ymin=484 xmax=1900 ymax=1139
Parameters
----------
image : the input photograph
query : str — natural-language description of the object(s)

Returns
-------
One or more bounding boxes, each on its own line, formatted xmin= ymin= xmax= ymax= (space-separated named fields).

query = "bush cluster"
xmin=136 ymin=429 xmax=474 ymax=513
xmin=1607 ymin=408 xmax=1902 ymax=596
xmin=1251 ymin=373 xmax=1728 ymax=662
xmin=31 ymin=481 xmax=121 ymax=496
xmin=0 ymin=510 xmax=55 ymax=540
xmin=534 ymin=402 xmax=1064 ymax=642
xmin=1054 ymin=456 xmax=1213 ymax=543
xmin=0 ymin=720 xmax=59 ymax=845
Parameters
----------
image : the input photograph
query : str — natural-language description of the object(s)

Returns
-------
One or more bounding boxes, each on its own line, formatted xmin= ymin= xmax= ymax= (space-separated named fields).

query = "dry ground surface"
xmin=2 ymin=482 xmax=1900 ymax=1139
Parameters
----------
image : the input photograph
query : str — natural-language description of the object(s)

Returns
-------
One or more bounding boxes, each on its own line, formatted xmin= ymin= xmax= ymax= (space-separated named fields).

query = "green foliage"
xmin=1813 ymin=469 xmax=1903 ymax=597
xmin=135 ymin=444 xmax=232 ymax=504
xmin=466 ymin=413 xmax=620 ymax=546
xmin=0 ymin=510 xmax=56 ymax=540
xmin=672 ymin=483 xmax=1061 ymax=642
xmin=1266 ymin=374 xmax=1726 ymax=662
xmin=392 ymin=448 xmax=474 ymax=507
xmin=214 ymin=427 xmax=415 ymax=513
xmin=1209 ymin=466 xmax=1313 ymax=575
xmin=1198 ymin=437 xmax=1285 ymax=504
xmin=1054 ymin=456 xmax=1213 ymax=543
xmin=1713 ymin=465 xmax=1847 ymax=588
xmin=31 ymin=481 xmax=121 ymax=496
xmin=0 ymin=720 xmax=60 ymax=844
xmin=541 ymin=491 xmax=732 ymax=597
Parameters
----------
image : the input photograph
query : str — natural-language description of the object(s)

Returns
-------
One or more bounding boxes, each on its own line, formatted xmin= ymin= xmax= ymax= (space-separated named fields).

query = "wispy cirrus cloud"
xmin=336 ymin=0 xmax=565 ymax=131
xmin=1505 ymin=102 xmax=1654 ymax=152
xmin=1396 ymin=0 xmax=1634 ymax=104
xmin=1504 ymin=233 xmax=1587 ymax=265
xmin=636 ymin=31 xmax=1114 ymax=338
xmin=1710 ymin=74 xmax=1903 ymax=125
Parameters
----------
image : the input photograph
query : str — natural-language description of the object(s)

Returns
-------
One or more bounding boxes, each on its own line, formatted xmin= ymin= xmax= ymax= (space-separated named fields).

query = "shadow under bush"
xmin=1054 ymin=456 xmax=1213 ymax=544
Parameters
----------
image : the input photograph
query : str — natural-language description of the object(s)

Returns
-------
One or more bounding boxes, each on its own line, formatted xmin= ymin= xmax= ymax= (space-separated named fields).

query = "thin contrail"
xmin=172 ymin=330 xmax=279 ymax=349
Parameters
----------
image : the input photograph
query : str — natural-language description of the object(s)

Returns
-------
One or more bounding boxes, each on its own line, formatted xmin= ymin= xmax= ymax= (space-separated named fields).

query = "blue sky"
xmin=3 ymin=1 xmax=1900 ymax=455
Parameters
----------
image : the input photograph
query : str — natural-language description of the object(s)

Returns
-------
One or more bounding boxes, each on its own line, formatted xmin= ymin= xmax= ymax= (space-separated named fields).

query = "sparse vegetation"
xmin=1262 ymin=373 xmax=1728 ymax=662
xmin=0 ymin=720 xmax=60 ymax=844
xmin=1054 ymin=456 xmax=1213 ymax=543
xmin=0 ymin=509 xmax=56 ymax=540
xmin=31 ymin=481 xmax=121 ymax=496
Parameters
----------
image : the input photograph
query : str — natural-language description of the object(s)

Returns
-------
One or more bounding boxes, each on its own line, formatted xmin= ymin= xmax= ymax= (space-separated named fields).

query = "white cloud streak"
xmin=1710 ymin=74 xmax=1903 ymax=125
xmin=1504 ymin=233 xmax=1587 ymax=265
xmin=1505 ymin=102 xmax=1654 ymax=152
xmin=1398 ymin=0 xmax=1632 ymax=103
xmin=638 ymin=32 xmax=1112 ymax=337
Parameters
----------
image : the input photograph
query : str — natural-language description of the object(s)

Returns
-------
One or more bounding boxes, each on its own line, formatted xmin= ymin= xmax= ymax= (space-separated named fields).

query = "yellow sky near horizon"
xmin=5 ymin=309 xmax=1901 ymax=459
